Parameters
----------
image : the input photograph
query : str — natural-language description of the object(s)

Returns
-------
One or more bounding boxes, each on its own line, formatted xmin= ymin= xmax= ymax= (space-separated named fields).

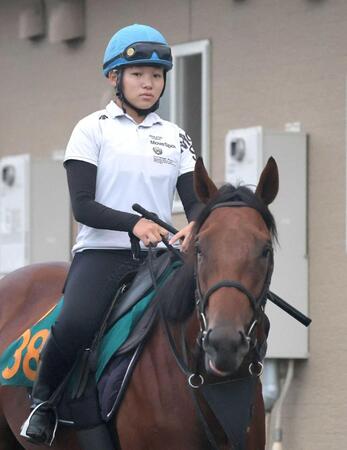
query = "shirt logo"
xmin=148 ymin=134 xmax=177 ymax=166
xmin=179 ymin=131 xmax=196 ymax=160
xmin=150 ymin=137 xmax=176 ymax=151
xmin=153 ymin=155 xmax=176 ymax=166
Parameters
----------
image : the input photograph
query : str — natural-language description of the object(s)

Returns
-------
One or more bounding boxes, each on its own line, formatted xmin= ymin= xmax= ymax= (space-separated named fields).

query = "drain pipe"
xmin=262 ymin=359 xmax=280 ymax=448
xmin=271 ymin=359 xmax=294 ymax=450
xmin=263 ymin=359 xmax=280 ymax=414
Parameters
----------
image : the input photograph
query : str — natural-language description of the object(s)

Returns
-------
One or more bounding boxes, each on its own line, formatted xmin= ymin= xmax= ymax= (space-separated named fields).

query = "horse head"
xmin=193 ymin=157 xmax=279 ymax=377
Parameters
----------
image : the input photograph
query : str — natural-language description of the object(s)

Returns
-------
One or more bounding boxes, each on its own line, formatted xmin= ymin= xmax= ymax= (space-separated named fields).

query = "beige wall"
xmin=1 ymin=0 xmax=347 ymax=448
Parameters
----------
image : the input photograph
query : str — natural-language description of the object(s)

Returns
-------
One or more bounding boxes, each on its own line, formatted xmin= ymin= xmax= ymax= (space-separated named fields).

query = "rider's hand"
xmin=132 ymin=218 xmax=168 ymax=247
xmin=169 ymin=221 xmax=195 ymax=253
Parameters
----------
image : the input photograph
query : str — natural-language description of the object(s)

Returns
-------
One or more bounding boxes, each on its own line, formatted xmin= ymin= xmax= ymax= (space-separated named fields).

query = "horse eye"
xmin=261 ymin=246 xmax=271 ymax=258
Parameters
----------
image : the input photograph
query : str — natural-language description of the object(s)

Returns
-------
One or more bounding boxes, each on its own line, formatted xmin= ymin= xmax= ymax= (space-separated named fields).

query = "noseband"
xmin=194 ymin=201 xmax=274 ymax=342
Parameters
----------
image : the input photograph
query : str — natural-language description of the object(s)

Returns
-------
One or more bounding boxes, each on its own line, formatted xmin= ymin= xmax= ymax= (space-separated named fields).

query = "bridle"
xmin=193 ymin=200 xmax=274 ymax=359
xmin=147 ymin=198 xmax=274 ymax=384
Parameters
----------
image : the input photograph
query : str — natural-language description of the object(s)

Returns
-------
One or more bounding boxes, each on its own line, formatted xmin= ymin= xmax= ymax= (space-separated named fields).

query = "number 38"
xmin=2 ymin=329 xmax=49 ymax=382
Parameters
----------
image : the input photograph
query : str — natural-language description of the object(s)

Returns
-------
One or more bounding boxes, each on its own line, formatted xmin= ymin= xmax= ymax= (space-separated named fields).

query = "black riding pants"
xmin=52 ymin=249 xmax=146 ymax=366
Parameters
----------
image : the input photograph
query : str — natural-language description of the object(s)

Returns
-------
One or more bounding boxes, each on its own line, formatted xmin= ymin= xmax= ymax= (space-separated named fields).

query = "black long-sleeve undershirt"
xmin=176 ymin=171 xmax=204 ymax=222
xmin=64 ymin=159 xmax=202 ymax=232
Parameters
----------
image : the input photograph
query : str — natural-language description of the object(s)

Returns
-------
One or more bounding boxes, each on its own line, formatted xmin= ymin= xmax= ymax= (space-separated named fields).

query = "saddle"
xmin=0 ymin=251 xmax=181 ymax=432
xmin=57 ymin=250 xmax=179 ymax=427
xmin=107 ymin=250 xmax=172 ymax=328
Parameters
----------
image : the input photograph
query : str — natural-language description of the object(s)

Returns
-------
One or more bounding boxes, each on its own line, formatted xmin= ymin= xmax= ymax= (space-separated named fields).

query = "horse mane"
xmin=159 ymin=183 xmax=277 ymax=323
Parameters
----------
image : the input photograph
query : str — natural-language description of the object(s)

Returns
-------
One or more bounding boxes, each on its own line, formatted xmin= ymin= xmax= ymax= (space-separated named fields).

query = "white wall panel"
xmin=225 ymin=128 xmax=308 ymax=358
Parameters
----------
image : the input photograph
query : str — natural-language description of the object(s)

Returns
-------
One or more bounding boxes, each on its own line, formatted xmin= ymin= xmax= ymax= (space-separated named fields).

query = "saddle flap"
xmin=107 ymin=251 xmax=172 ymax=327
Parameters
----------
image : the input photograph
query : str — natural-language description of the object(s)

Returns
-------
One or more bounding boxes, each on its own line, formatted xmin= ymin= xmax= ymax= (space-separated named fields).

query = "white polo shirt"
xmin=64 ymin=101 xmax=196 ymax=253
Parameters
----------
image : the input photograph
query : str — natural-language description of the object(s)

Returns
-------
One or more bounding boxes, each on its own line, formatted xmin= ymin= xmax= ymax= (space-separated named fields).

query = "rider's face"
xmin=122 ymin=65 xmax=165 ymax=108
xmin=109 ymin=65 xmax=164 ymax=110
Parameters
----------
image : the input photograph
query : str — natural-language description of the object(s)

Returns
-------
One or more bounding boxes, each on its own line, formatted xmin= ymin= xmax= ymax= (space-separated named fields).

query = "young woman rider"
xmin=21 ymin=23 xmax=201 ymax=446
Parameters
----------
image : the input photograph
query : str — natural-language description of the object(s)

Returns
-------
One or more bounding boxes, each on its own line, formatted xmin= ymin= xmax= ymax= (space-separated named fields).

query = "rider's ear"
xmin=255 ymin=157 xmax=279 ymax=205
xmin=108 ymin=69 xmax=117 ymax=87
xmin=194 ymin=157 xmax=218 ymax=204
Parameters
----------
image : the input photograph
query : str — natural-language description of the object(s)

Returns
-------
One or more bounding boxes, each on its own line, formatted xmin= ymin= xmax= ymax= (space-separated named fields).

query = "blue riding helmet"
xmin=103 ymin=24 xmax=173 ymax=76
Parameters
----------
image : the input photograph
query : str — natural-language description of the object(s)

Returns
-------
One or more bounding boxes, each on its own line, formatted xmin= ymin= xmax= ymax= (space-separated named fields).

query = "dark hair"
xmin=196 ymin=184 xmax=277 ymax=242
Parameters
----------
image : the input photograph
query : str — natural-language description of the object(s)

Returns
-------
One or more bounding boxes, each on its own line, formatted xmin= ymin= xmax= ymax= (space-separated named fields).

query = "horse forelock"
xmin=195 ymin=183 xmax=278 ymax=243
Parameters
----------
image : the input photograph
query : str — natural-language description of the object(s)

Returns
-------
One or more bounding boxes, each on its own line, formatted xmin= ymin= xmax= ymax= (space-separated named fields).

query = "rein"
xmin=147 ymin=246 xmax=221 ymax=450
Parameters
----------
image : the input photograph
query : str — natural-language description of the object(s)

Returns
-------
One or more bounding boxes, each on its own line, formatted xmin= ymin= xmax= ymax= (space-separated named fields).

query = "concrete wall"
xmin=1 ymin=0 xmax=346 ymax=448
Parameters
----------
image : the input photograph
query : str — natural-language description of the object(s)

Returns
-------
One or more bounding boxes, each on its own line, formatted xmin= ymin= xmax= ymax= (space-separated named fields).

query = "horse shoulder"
xmin=0 ymin=262 xmax=69 ymax=353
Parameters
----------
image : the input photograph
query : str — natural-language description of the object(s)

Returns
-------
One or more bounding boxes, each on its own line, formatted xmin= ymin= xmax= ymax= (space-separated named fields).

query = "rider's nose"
xmin=142 ymin=75 xmax=153 ymax=88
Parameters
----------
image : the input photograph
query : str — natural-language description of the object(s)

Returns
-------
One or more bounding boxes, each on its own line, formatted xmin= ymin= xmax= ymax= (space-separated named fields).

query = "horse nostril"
xmin=203 ymin=328 xmax=225 ymax=352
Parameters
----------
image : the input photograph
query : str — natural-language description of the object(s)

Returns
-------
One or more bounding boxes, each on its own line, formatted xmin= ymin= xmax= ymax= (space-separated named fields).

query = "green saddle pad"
xmin=0 ymin=262 xmax=180 ymax=387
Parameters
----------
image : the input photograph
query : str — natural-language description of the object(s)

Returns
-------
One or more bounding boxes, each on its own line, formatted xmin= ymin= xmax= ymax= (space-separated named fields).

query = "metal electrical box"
xmin=225 ymin=127 xmax=308 ymax=359
xmin=0 ymin=154 xmax=71 ymax=275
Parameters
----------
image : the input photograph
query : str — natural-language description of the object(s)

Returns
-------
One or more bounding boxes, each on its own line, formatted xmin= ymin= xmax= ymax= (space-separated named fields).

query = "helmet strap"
xmin=115 ymin=68 xmax=167 ymax=116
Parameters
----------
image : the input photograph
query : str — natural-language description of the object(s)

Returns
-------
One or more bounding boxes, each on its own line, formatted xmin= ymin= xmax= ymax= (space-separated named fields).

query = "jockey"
xmin=21 ymin=23 xmax=201 ymax=445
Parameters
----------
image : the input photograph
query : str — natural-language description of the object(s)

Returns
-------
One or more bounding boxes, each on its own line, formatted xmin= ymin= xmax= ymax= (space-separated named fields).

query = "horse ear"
xmin=194 ymin=157 xmax=218 ymax=204
xmin=255 ymin=157 xmax=279 ymax=205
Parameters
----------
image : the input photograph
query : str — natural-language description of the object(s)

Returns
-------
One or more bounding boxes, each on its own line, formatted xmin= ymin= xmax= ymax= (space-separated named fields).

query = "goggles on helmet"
xmin=103 ymin=41 xmax=172 ymax=70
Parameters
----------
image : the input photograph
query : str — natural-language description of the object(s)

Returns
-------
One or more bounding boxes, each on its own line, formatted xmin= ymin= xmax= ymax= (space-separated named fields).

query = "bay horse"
xmin=0 ymin=157 xmax=278 ymax=450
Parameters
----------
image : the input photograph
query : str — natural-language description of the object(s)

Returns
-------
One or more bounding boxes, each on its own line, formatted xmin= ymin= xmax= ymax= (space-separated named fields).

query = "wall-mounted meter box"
xmin=225 ymin=127 xmax=308 ymax=359
xmin=0 ymin=154 xmax=71 ymax=275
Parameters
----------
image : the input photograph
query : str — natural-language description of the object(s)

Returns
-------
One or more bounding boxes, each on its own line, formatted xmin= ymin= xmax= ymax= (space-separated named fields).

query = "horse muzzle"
xmin=202 ymin=326 xmax=250 ymax=376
